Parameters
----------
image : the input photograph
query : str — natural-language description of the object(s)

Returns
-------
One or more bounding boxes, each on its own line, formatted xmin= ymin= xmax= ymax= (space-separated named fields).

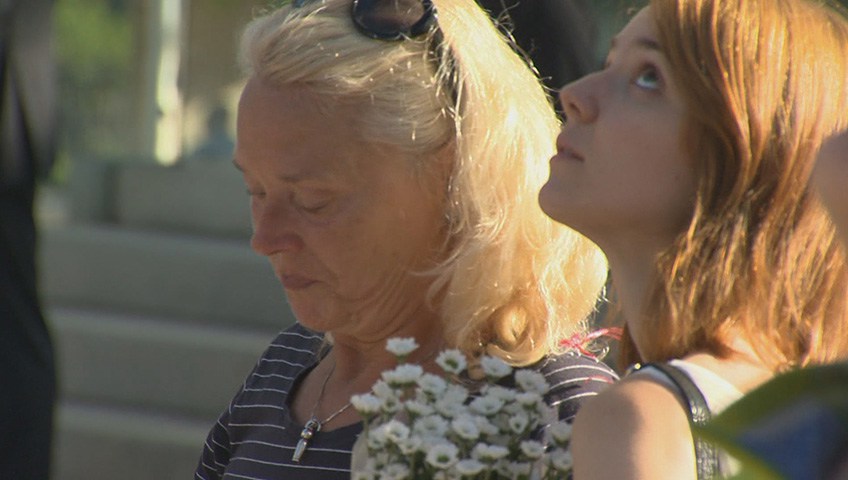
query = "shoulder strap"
xmin=638 ymin=362 xmax=720 ymax=480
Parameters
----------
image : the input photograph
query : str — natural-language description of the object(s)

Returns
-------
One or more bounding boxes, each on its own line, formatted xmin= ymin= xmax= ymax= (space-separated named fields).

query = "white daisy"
xmin=483 ymin=385 xmax=517 ymax=403
xmin=351 ymin=393 xmax=381 ymax=415
xmin=453 ymin=458 xmax=485 ymax=476
xmin=405 ymin=399 xmax=435 ymax=417
xmin=382 ymin=364 xmax=424 ymax=387
xmin=519 ymin=440 xmax=545 ymax=460
xmin=425 ymin=443 xmax=459 ymax=469
xmin=473 ymin=415 xmax=500 ymax=436
xmin=503 ymin=461 xmax=532 ymax=477
xmin=378 ymin=419 xmax=410 ymax=444
xmin=515 ymin=391 xmax=544 ymax=409
xmin=515 ymin=369 xmax=550 ymax=394
xmin=472 ymin=443 xmax=509 ymax=462
xmin=480 ymin=355 xmax=512 ymax=379
xmin=470 ymin=395 xmax=505 ymax=416
xmin=413 ymin=414 xmax=449 ymax=439
xmin=547 ymin=421 xmax=573 ymax=445
xmin=385 ymin=337 xmax=419 ymax=357
xmin=548 ymin=449 xmax=574 ymax=472
xmin=372 ymin=379 xmax=397 ymax=400
xmin=417 ymin=373 xmax=448 ymax=396
xmin=436 ymin=349 xmax=467 ymax=375
xmin=382 ymin=462 xmax=411 ymax=480
xmin=450 ymin=415 xmax=481 ymax=441
xmin=508 ymin=412 xmax=530 ymax=434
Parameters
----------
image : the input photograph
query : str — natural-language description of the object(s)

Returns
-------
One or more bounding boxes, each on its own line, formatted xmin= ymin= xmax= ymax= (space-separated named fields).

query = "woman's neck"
xmin=324 ymin=308 xmax=446 ymax=395
xmin=606 ymin=249 xmax=660 ymax=358
xmin=609 ymin=246 xmax=777 ymax=389
xmin=682 ymin=339 xmax=775 ymax=393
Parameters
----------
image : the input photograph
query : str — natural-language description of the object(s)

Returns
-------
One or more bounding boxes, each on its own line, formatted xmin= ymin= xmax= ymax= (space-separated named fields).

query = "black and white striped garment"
xmin=195 ymin=323 xmax=618 ymax=480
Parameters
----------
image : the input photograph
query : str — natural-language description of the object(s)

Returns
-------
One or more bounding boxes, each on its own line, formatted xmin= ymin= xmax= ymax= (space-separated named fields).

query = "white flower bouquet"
xmin=350 ymin=338 xmax=575 ymax=480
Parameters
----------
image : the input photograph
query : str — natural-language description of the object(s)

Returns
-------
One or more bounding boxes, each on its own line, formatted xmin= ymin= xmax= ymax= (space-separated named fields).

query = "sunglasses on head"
xmin=292 ymin=0 xmax=436 ymax=41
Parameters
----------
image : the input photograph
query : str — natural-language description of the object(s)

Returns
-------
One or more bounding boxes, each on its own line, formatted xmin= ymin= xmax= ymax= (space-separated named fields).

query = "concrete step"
xmin=114 ymin=160 xmax=252 ymax=238
xmin=49 ymin=306 xmax=275 ymax=419
xmin=41 ymin=223 xmax=295 ymax=331
xmin=53 ymin=400 xmax=210 ymax=480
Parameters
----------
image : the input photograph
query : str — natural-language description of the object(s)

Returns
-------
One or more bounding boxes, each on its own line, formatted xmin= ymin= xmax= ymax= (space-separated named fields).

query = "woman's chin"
xmin=538 ymin=182 xmax=565 ymax=223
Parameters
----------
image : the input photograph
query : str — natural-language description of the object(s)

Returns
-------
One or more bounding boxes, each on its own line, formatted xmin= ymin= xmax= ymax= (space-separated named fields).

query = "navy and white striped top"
xmin=195 ymin=323 xmax=618 ymax=480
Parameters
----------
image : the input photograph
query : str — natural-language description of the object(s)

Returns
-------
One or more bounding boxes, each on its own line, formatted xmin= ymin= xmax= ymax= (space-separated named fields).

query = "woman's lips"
xmin=555 ymin=134 xmax=585 ymax=162
xmin=279 ymin=274 xmax=316 ymax=290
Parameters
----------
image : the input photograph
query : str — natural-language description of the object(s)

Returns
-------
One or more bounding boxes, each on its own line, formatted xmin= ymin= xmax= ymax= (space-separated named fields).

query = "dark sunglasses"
xmin=292 ymin=0 xmax=436 ymax=41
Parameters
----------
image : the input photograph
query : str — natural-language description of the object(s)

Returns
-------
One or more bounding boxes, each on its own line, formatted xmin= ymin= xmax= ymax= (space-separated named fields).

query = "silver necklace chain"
xmin=292 ymin=359 xmax=352 ymax=463
xmin=290 ymin=344 xmax=443 ymax=463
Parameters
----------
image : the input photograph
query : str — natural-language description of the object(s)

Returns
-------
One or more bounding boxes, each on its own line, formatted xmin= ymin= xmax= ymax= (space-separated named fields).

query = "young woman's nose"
xmin=559 ymin=75 xmax=600 ymax=124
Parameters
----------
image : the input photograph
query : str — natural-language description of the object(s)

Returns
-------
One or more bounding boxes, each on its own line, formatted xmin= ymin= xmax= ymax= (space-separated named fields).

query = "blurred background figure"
xmin=0 ymin=0 xmax=58 ymax=478
xmin=184 ymin=104 xmax=235 ymax=163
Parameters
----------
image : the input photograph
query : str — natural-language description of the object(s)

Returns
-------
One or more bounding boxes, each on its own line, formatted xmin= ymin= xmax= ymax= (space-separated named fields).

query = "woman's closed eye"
xmin=293 ymin=194 xmax=334 ymax=214
xmin=246 ymin=187 xmax=266 ymax=199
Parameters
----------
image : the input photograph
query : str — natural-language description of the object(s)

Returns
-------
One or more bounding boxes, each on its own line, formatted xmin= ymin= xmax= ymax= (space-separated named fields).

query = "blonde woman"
xmin=194 ymin=0 xmax=615 ymax=478
xmin=539 ymin=0 xmax=848 ymax=478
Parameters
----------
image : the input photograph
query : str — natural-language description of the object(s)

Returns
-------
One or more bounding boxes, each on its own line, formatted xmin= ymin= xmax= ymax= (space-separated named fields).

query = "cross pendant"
xmin=292 ymin=418 xmax=322 ymax=463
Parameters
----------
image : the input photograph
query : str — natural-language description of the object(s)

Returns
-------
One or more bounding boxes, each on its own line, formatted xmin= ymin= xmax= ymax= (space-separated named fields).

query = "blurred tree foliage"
xmin=55 ymin=0 xmax=134 ymax=163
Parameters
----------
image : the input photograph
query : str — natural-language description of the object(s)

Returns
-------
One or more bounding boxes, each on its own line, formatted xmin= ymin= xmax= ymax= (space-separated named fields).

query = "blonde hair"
xmin=239 ymin=0 xmax=608 ymax=366
xmin=622 ymin=0 xmax=848 ymax=369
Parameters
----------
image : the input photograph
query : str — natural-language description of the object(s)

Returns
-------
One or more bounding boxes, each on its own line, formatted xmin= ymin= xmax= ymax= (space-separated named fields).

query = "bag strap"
xmin=636 ymin=362 xmax=720 ymax=480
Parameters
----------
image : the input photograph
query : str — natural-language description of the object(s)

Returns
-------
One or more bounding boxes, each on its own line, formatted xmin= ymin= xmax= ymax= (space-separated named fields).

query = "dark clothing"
xmin=1 ymin=0 xmax=58 ymax=478
xmin=1 ymin=0 xmax=57 ymax=184
xmin=195 ymin=323 xmax=618 ymax=480
xmin=477 ymin=0 xmax=597 ymax=91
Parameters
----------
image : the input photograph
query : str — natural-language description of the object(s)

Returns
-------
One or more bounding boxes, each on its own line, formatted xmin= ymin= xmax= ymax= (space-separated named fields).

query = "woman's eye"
xmin=294 ymin=196 xmax=332 ymax=214
xmin=299 ymin=203 xmax=329 ymax=214
xmin=634 ymin=66 xmax=661 ymax=90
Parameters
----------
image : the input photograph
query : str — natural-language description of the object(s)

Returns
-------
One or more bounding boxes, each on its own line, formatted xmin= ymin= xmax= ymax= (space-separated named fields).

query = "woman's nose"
xmin=559 ymin=76 xmax=599 ymax=124
xmin=250 ymin=202 xmax=305 ymax=256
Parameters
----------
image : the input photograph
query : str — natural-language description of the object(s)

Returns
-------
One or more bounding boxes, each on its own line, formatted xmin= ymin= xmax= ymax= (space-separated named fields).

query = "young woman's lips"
xmin=279 ymin=274 xmax=316 ymax=290
xmin=554 ymin=135 xmax=585 ymax=162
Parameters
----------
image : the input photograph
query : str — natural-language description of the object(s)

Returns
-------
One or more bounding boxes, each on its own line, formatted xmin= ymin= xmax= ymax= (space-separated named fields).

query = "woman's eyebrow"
xmin=231 ymin=158 xmax=323 ymax=185
xmin=609 ymin=36 xmax=663 ymax=54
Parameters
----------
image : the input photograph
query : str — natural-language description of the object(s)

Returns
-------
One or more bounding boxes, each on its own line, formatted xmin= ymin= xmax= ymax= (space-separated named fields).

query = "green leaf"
xmin=695 ymin=363 xmax=848 ymax=479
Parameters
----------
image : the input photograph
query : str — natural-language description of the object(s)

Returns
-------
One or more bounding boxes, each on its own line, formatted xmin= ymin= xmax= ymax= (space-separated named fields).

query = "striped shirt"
xmin=195 ymin=323 xmax=618 ymax=480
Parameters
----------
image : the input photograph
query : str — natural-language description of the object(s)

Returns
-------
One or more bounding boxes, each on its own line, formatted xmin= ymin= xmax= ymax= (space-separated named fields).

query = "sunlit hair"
xmin=239 ymin=0 xmax=608 ymax=365
xmin=622 ymin=0 xmax=848 ymax=369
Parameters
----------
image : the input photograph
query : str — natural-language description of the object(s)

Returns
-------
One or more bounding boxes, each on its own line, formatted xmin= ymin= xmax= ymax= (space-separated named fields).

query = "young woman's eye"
xmin=634 ymin=66 xmax=661 ymax=90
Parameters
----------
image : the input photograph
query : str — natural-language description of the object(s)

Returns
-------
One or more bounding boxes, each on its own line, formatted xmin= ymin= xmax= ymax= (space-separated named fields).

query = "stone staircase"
xmin=40 ymin=160 xmax=295 ymax=479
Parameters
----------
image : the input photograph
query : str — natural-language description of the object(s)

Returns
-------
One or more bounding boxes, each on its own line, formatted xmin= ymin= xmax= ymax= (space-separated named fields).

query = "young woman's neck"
xmin=604 ymin=248 xmax=662 ymax=360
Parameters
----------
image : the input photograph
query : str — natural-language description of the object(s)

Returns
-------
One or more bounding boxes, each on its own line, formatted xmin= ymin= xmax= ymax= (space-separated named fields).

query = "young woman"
xmin=539 ymin=0 xmax=848 ymax=478
xmin=814 ymin=130 xmax=848 ymax=248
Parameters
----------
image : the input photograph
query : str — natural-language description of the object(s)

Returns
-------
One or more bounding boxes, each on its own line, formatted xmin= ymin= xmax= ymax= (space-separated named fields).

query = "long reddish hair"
xmin=621 ymin=0 xmax=848 ymax=370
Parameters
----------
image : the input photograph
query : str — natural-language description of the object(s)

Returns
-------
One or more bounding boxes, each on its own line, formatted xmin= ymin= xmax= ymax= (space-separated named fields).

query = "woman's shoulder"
xmin=527 ymin=352 xmax=619 ymax=421
xmin=571 ymin=374 xmax=697 ymax=479
xmin=264 ymin=323 xmax=325 ymax=358
xmin=536 ymin=350 xmax=618 ymax=376
xmin=230 ymin=324 xmax=325 ymax=417
xmin=247 ymin=323 xmax=325 ymax=378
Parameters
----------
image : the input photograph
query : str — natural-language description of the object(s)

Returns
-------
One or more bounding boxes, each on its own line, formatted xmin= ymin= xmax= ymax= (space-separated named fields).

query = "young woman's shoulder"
xmin=571 ymin=374 xmax=697 ymax=480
